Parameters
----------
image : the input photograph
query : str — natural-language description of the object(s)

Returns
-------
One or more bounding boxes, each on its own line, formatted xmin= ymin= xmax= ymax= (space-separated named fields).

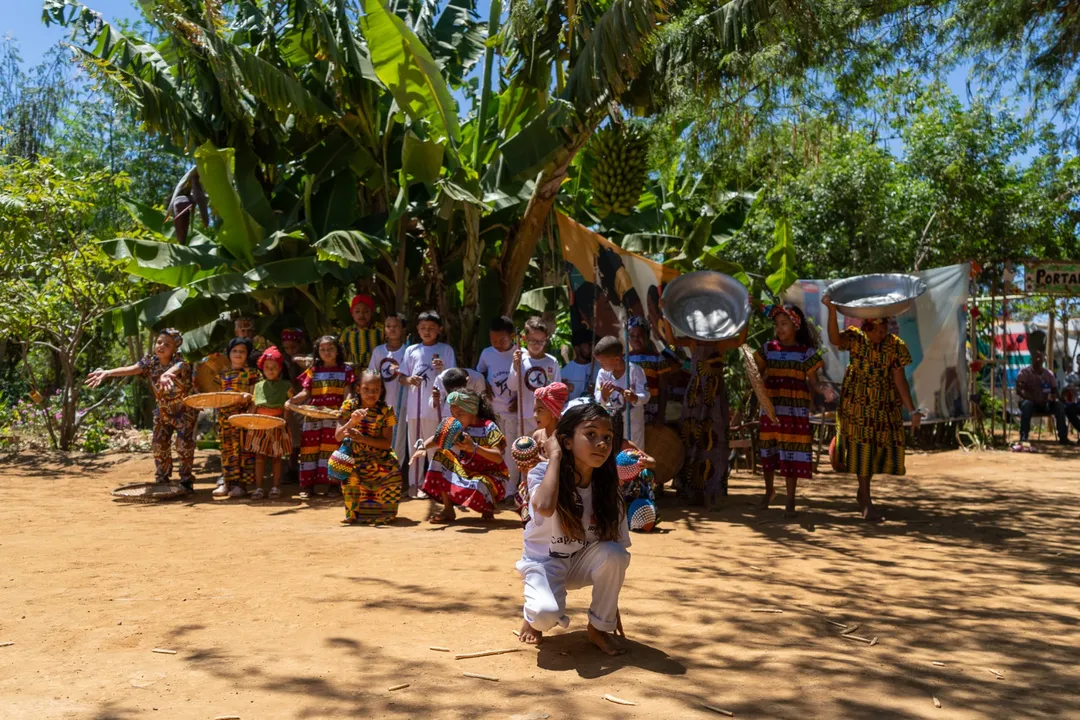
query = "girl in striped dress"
xmin=214 ymin=338 xmax=261 ymax=498
xmin=288 ymin=336 xmax=355 ymax=499
xmin=415 ymin=390 xmax=508 ymax=523
xmin=334 ymin=370 xmax=402 ymax=524
xmin=246 ymin=346 xmax=294 ymax=500
xmin=754 ymin=304 xmax=832 ymax=517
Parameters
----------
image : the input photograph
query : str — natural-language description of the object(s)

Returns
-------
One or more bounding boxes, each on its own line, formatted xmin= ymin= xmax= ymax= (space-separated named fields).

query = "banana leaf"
xmin=194 ymin=142 xmax=264 ymax=266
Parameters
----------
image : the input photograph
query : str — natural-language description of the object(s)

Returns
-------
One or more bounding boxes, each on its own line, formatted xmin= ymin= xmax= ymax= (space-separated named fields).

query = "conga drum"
xmin=645 ymin=424 xmax=684 ymax=487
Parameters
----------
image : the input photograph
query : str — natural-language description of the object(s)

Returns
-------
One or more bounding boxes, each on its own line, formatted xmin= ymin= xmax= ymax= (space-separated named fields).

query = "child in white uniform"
xmin=477 ymin=316 xmax=519 ymax=490
xmin=515 ymin=400 xmax=630 ymax=656
xmin=368 ymin=312 xmax=409 ymax=463
xmin=508 ymin=316 xmax=561 ymax=440
xmin=399 ymin=311 xmax=456 ymax=496
xmin=593 ymin=335 xmax=648 ymax=450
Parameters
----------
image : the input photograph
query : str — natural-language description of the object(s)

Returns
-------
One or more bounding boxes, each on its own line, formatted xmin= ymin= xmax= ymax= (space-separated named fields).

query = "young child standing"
xmin=626 ymin=317 xmax=672 ymax=428
xmin=514 ymin=382 xmax=569 ymax=525
xmin=516 ymin=402 xmax=630 ymax=655
xmin=246 ymin=346 xmax=294 ymax=500
xmin=335 ymin=370 xmax=402 ymax=524
xmin=399 ymin=311 xmax=456 ymax=497
xmin=288 ymin=335 xmax=355 ymax=499
xmin=477 ymin=316 xmax=519 ymax=485
xmin=280 ymin=327 xmax=307 ymax=482
xmin=339 ymin=293 xmax=382 ymax=370
xmin=561 ymin=330 xmax=599 ymax=402
xmin=593 ymin=336 xmax=648 ymax=451
xmin=416 ymin=390 xmax=507 ymax=523
xmin=85 ymin=329 xmax=197 ymax=493
xmin=368 ymin=312 xmax=409 ymax=463
xmin=215 ymin=337 xmax=261 ymax=498
xmin=754 ymin=304 xmax=831 ymax=517
xmin=508 ymin=317 xmax=561 ymax=440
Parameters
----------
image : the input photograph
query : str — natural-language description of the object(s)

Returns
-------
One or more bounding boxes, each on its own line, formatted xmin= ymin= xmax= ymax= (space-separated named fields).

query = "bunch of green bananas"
xmin=588 ymin=124 xmax=649 ymax=219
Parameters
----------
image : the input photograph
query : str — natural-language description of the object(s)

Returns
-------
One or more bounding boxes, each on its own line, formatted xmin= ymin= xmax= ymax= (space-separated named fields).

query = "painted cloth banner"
xmin=783 ymin=263 xmax=970 ymax=423
xmin=558 ymin=213 xmax=679 ymax=347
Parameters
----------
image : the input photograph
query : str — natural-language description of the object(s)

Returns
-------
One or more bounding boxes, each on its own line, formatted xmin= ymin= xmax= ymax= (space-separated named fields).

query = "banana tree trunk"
xmin=459 ymin=203 xmax=484 ymax=365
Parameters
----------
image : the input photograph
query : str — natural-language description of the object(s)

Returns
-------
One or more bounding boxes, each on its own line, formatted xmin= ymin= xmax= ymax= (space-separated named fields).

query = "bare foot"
xmin=862 ymin=503 xmax=884 ymax=522
xmin=518 ymin=620 xmax=542 ymax=645
xmin=587 ymin=622 xmax=625 ymax=656
xmin=428 ymin=507 xmax=456 ymax=524
xmin=481 ymin=511 xmax=495 ymax=521
xmin=784 ymin=504 xmax=798 ymax=518
xmin=759 ymin=490 xmax=776 ymax=509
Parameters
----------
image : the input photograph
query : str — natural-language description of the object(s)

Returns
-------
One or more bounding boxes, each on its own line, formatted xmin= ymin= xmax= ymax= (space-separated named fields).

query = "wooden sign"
xmin=1027 ymin=262 xmax=1080 ymax=294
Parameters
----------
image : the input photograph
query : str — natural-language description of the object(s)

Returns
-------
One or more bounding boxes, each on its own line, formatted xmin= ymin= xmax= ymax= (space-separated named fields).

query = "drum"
xmin=228 ymin=414 xmax=286 ymax=430
xmin=183 ymin=392 xmax=248 ymax=409
xmin=194 ymin=353 xmax=229 ymax=393
xmin=645 ymin=424 xmax=684 ymax=486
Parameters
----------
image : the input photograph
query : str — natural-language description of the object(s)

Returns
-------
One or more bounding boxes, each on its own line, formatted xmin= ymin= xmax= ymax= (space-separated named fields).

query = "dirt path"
xmin=1 ymin=447 xmax=1078 ymax=719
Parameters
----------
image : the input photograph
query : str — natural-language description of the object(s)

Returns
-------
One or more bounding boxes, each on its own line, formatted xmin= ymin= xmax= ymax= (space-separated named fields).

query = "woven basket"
xmin=740 ymin=345 xmax=778 ymax=423
xmin=194 ymin=353 xmax=229 ymax=393
xmin=644 ymin=424 xmax=684 ymax=485
xmin=183 ymin=392 xmax=248 ymax=410
xmin=228 ymin=413 xmax=286 ymax=430
xmin=289 ymin=404 xmax=342 ymax=421
xmin=112 ymin=482 xmax=187 ymax=502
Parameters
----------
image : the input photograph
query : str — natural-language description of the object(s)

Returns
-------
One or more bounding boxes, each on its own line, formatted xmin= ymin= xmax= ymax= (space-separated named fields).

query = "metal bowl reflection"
xmin=661 ymin=271 xmax=750 ymax=342
xmin=825 ymin=273 xmax=927 ymax=319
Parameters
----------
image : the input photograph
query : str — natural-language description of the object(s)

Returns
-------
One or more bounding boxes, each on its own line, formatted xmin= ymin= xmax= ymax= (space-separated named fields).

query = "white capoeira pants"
xmin=496 ymin=412 xmax=520 ymax=496
xmin=407 ymin=414 xmax=440 ymax=496
xmin=516 ymin=541 xmax=630 ymax=633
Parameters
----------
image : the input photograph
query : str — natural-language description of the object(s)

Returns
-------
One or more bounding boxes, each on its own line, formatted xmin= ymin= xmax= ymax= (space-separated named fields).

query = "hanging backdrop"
xmin=558 ymin=213 xmax=679 ymax=346
xmin=783 ymin=263 xmax=971 ymax=423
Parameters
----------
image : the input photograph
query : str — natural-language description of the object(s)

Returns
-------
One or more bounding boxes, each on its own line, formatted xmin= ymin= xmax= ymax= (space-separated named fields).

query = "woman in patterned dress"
xmin=755 ymin=304 xmax=833 ymax=517
xmin=287 ymin=336 xmax=355 ymax=500
xmin=214 ymin=338 xmax=261 ymax=498
xmin=335 ymin=370 xmax=402 ymax=524
xmin=822 ymin=296 xmax=922 ymax=521
xmin=416 ymin=390 xmax=508 ymax=523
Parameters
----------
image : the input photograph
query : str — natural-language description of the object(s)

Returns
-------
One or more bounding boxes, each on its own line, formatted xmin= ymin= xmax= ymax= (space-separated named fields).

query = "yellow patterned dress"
xmin=338 ymin=398 xmax=402 ymax=524
xmin=836 ymin=327 xmax=913 ymax=477
xmin=678 ymin=346 xmax=729 ymax=502
xmin=217 ymin=366 xmax=261 ymax=488
xmin=339 ymin=325 xmax=383 ymax=371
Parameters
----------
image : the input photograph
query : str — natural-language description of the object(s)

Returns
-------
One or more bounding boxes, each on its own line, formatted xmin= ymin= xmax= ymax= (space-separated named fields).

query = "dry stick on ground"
xmin=602 ymin=694 xmax=636 ymax=706
xmin=214 ymin=716 xmax=241 ymax=720
xmin=0 ymin=642 xmax=13 ymax=648
xmin=841 ymin=624 xmax=860 ymax=635
xmin=388 ymin=683 xmax=409 ymax=692
xmin=151 ymin=648 xmax=177 ymax=654
xmin=842 ymin=634 xmax=875 ymax=644
xmin=826 ymin=620 xmax=848 ymax=629
xmin=429 ymin=646 xmax=450 ymax=652
xmin=454 ymin=648 xmax=522 ymax=660
xmin=932 ymin=661 xmax=946 ymax=667
xmin=463 ymin=672 xmax=499 ymax=682
xmin=933 ymin=696 xmax=942 ymax=708
xmin=703 ymin=704 xmax=735 ymax=716
xmin=751 ymin=609 xmax=783 ymax=614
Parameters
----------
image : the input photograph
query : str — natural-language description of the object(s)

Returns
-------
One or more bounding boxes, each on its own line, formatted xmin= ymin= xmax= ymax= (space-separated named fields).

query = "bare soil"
xmin=1 ymin=446 xmax=1078 ymax=719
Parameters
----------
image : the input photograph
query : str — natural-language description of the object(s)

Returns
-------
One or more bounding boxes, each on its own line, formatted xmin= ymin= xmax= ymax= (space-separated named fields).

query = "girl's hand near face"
xmin=349 ymin=408 xmax=368 ymax=425
xmin=543 ymin=432 xmax=562 ymax=464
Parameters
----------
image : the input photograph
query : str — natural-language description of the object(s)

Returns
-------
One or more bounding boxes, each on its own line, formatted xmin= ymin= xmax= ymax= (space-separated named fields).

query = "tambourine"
xmin=228 ymin=414 xmax=286 ymax=430
xmin=183 ymin=391 xmax=249 ymax=409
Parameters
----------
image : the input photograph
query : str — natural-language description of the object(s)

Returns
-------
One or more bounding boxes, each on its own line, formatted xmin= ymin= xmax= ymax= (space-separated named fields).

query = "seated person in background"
xmin=1016 ymin=351 xmax=1070 ymax=444
xmin=1061 ymin=356 xmax=1080 ymax=434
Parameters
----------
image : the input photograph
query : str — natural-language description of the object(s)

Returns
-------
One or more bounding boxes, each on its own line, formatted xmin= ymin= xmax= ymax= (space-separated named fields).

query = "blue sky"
xmin=4 ymin=0 xmax=140 ymax=64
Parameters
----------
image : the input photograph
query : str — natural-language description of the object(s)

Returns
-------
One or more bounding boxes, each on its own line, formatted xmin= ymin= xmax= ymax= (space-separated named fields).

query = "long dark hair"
xmin=554 ymin=402 xmax=622 ymax=543
xmin=313 ymin=335 xmax=345 ymax=368
xmin=774 ymin=305 xmax=816 ymax=348
xmin=453 ymin=389 xmax=497 ymax=424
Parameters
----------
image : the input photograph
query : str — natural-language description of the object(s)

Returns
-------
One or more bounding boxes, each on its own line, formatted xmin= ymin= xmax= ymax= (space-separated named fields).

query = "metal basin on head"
xmin=661 ymin=271 xmax=750 ymax=342
xmin=825 ymin=273 xmax=927 ymax=319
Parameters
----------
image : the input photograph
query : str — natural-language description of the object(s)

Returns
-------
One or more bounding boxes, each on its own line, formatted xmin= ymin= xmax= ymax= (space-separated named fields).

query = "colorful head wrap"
xmin=280 ymin=327 xmax=305 ymax=343
xmin=446 ymin=390 xmax=479 ymax=414
xmin=159 ymin=328 xmax=183 ymax=349
xmin=764 ymin=304 xmax=802 ymax=330
xmin=861 ymin=317 xmax=889 ymax=332
xmin=234 ymin=317 xmax=254 ymax=331
xmin=535 ymin=382 xmax=569 ymax=419
xmin=257 ymin=345 xmax=283 ymax=371
xmin=351 ymin=294 xmax=375 ymax=312
xmin=626 ymin=316 xmax=649 ymax=331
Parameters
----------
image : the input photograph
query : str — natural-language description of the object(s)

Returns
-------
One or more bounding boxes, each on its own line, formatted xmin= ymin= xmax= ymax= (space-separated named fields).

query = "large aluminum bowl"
xmin=825 ymin=273 xmax=927 ymax=319
xmin=661 ymin=271 xmax=750 ymax=341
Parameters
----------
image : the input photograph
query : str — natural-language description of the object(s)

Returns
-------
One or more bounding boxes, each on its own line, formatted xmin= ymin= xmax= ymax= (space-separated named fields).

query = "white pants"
xmin=407 ymin=414 xmax=439 ymax=495
xmin=496 ymin=412 xmax=520 ymax=496
xmin=516 ymin=542 xmax=630 ymax=633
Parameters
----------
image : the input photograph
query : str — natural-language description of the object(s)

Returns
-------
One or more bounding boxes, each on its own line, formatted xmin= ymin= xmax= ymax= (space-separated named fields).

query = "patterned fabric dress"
xmin=679 ymin=345 xmax=729 ymax=502
xmin=218 ymin=367 xmax=260 ymax=488
xmin=139 ymin=355 xmax=197 ymax=487
xmin=339 ymin=325 xmax=382 ymax=371
xmin=422 ymin=420 xmax=509 ymax=514
xmin=628 ymin=351 xmax=672 ymax=425
xmin=337 ymin=398 xmax=402 ymax=524
xmin=756 ymin=340 xmax=823 ymax=479
xmin=245 ymin=378 xmax=293 ymax=458
xmin=836 ymin=328 xmax=913 ymax=477
xmin=299 ymin=365 xmax=355 ymax=487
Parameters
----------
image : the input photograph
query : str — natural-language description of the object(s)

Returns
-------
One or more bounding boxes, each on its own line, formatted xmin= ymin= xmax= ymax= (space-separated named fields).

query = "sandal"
xmin=299 ymin=489 xmax=312 ymax=500
xmin=268 ymin=487 xmax=281 ymax=500
xmin=250 ymin=488 xmax=265 ymax=500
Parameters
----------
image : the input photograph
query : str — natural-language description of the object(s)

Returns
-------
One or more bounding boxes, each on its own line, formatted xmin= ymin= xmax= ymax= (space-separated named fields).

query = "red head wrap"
xmin=765 ymin=304 xmax=802 ymax=330
xmin=257 ymin=345 xmax=284 ymax=371
xmin=350 ymin=294 xmax=375 ymax=312
xmin=534 ymin=382 xmax=569 ymax=420
xmin=280 ymin=328 xmax=305 ymax=343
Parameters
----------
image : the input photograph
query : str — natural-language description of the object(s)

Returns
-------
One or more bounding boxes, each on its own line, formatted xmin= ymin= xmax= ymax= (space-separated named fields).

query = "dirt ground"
xmin=1 ymin=446 xmax=1078 ymax=720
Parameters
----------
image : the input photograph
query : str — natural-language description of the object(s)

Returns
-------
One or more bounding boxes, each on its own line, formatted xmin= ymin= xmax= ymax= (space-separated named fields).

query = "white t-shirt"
xmin=545 ymin=467 xmax=631 ymax=558
xmin=595 ymin=363 xmax=647 ymax=449
xmin=508 ymin=354 xmax=561 ymax=421
xmin=368 ymin=343 xmax=408 ymax=412
xmin=476 ymin=346 xmax=516 ymax=414
xmin=561 ymin=360 xmax=599 ymax=401
xmin=400 ymin=342 xmax=456 ymax=420
xmin=522 ymin=462 xmax=550 ymax=561
xmin=431 ymin=368 xmax=487 ymax=416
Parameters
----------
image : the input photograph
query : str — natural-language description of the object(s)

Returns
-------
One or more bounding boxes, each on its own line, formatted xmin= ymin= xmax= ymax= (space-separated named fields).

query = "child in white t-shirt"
xmin=368 ymin=312 xmax=409 ymax=462
xmin=399 ymin=311 xmax=456 ymax=496
xmin=593 ymin=335 xmax=647 ymax=450
xmin=477 ymin=316 xmax=519 ymax=491
xmin=508 ymin=316 xmax=561 ymax=440
xmin=561 ymin=330 xmax=599 ymax=401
